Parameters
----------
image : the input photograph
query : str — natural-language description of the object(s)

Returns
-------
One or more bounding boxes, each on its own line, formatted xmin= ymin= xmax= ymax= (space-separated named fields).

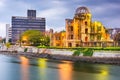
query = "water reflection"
xmin=0 ymin=55 xmax=120 ymax=80
xmin=58 ymin=61 xmax=73 ymax=80
xmin=73 ymin=62 xmax=110 ymax=80
xmin=20 ymin=56 xmax=29 ymax=80
xmin=94 ymin=65 xmax=109 ymax=80
xmin=38 ymin=58 xmax=47 ymax=80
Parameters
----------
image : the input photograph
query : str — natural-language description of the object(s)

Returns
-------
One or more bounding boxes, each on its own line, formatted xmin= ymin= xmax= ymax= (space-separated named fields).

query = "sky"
xmin=0 ymin=0 xmax=120 ymax=38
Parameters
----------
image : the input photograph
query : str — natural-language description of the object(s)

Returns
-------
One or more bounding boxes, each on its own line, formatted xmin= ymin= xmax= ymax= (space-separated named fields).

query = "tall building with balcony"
xmin=12 ymin=10 xmax=46 ymax=44
xmin=6 ymin=24 xmax=12 ymax=43
xmin=51 ymin=6 xmax=113 ymax=47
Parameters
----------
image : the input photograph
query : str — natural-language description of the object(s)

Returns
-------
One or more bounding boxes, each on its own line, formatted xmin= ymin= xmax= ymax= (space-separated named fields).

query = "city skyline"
xmin=0 ymin=0 xmax=120 ymax=38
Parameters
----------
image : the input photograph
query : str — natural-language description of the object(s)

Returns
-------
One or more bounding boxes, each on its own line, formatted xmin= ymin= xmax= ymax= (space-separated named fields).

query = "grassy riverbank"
xmin=44 ymin=47 xmax=120 ymax=51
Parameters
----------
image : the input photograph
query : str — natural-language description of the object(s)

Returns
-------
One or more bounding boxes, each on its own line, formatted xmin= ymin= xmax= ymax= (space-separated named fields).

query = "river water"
xmin=0 ymin=55 xmax=120 ymax=80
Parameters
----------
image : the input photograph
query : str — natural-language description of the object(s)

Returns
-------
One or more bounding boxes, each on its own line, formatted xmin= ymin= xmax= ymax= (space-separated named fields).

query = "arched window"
xmin=85 ymin=21 xmax=88 ymax=25
xmin=71 ymin=35 xmax=73 ymax=39
xmin=85 ymin=36 xmax=88 ymax=42
xmin=68 ymin=43 xmax=72 ymax=47
xmin=85 ymin=28 xmax=88 ymax=33
xmin=70 ymin=26 xmax=73 ymax=31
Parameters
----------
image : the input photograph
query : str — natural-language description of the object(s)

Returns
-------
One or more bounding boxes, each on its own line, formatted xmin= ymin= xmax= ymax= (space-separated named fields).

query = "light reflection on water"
xmin=58 ymin=61 xmax=73 ymax=80
xmin=20 ymin=56 xmax=29 ymax=80
xmin=38 ymin=58 xmax=47 ymax=80
xmin=0 ymin=55 xmax=120 ymax=80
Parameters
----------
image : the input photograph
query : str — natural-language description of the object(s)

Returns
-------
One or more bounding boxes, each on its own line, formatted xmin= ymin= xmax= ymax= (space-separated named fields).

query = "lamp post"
xmin=18 ymin=30 xmax=22 ymax=47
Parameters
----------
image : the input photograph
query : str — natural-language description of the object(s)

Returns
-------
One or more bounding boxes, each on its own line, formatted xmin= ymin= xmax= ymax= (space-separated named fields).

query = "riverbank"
xmin=0 ymin=51 xmax=120 ymax=65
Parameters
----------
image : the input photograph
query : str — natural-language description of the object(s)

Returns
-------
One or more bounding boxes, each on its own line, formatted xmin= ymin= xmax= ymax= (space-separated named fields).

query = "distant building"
xmin=6 ymin=24 xmax=12 ymax=43
xmin=0 ymin=37 xmax=2 ymax=41
xmin=111 ymin=28 xmax=120 ymax=39
xmin=112 ymin=28 xmax=120 ymax=35
xmin=12 ymin=10 xmax=46 ymax=44
xmin=51 ymin=6 xmax=113 ymax=47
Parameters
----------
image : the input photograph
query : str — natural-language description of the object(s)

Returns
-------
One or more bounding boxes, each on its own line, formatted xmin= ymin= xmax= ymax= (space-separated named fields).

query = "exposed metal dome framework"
xmin=75 ymin=6 xmax=90 ymax=14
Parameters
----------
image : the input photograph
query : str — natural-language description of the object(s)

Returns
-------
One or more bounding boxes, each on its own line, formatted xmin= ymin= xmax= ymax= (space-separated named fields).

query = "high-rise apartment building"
xmin=12 ymin=10 xmax=46 ymax=44
xmin=6 ymin=24 xmax=12 ymax=43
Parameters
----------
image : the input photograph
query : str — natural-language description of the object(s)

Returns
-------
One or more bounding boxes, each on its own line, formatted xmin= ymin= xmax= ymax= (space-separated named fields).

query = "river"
xmin=0 ymin=55 xmax=120 ymax=80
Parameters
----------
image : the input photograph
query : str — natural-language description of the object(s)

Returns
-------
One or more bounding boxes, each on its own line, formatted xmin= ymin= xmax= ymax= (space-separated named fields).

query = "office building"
xmin=12 ymin=10 xmax=46 ymax=44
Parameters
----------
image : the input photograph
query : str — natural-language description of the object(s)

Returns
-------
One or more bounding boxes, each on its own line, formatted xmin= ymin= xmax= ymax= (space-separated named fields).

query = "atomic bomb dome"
xmin=75 ymin=6 xmax=90 ymax=14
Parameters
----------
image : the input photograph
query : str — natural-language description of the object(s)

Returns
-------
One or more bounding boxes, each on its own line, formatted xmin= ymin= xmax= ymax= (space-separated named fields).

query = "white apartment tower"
xmin=6 ymin=24 xmax=12 ymax=43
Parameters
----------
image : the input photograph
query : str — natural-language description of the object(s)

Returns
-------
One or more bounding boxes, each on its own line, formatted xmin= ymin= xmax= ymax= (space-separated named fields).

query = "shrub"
xmin=82 ymin=48 xmax=93 ymax=56
xmin=72 ymin=50 xmax=81 ymax=56
xmin=72 ymin=48 xmax=94 ymax=56
xmin=24 ymin=48 xmax=28 ymax=52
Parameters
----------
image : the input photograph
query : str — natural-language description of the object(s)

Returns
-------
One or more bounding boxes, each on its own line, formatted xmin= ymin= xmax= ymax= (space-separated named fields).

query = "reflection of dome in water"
xmin=75 ymin=6 xmax=90 ymax=14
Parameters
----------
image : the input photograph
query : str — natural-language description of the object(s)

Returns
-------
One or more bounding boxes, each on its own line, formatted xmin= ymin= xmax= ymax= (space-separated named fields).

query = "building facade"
xmin=6 ymin=24 xmax=12 ymax=43
xmin=51 ymin=6 xmax=113 ymax=47
xmin=12 ymin=10 xmax=46 ymax=44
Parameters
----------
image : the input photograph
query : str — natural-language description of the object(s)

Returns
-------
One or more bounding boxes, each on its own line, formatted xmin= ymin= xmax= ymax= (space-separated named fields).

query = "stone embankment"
xmin=0 ymin=51 xmax=120 ymax=65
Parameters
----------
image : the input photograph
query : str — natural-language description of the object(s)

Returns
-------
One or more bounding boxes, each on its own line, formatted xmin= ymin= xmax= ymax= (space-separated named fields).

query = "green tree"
xmin=42 ymin=36 xmax=50 ymax=46
xmin=6 ymin=42 xmax=11 ymax=50
xmin=21 ymin=30 xmax=42 ymax=46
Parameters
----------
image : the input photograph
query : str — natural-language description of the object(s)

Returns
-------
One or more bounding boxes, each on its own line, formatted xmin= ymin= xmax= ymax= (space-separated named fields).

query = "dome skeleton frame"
xmin=75 ymin=6 xmax=90 ymax=14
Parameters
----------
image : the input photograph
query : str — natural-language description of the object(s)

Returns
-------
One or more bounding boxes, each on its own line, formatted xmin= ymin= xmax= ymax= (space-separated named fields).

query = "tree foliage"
xmin=6 ymin=42 xmax=11 ymax=50
xmin=21 ymin=30 xmax=50 ymax=46
xmin=21 ymin=30 xmax=42 ymax=46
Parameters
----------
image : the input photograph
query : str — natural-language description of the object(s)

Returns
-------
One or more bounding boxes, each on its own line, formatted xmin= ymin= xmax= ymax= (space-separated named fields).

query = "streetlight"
xmin=18 ymin=29 xmax=22 ymax=47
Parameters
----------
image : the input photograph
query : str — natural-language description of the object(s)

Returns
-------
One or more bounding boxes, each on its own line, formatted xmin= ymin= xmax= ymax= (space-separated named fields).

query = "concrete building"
xmin=6 ymin=24 xmax=12 ymax=43
xmin=51 ymin=6 xmax=113 ymax=47
xmin=12 ymin=10 xmax=46 ymax=44
xmin=0 ymin=37 xmax=2 ymax=42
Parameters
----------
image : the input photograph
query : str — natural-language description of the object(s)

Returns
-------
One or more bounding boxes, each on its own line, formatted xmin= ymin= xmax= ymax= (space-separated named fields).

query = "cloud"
xmin=38 ymin=7 xmax=68 ymax=20
xmin=0 ymin=0 xmax=6 ymax=10
xmin=88 ymin=3 xmax=120 ymax=28
xmin=0 ymin=22 xmax=6 ymax=38
xmin=0 ymin=0 xmax=120 ymax=37
xmin=37 ymin=0 xmax=68 ymax=19
xmin=37 ymin=0 xmax=68 ymax=31
xmin=0 ymin=0 xmax=5 ymax=6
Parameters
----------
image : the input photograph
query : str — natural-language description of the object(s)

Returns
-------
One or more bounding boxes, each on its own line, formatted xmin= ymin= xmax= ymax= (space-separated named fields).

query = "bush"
xmin=24 ymin=48 xmax=28 ymax=52
xmin=72 ymin=48 xmax=94 ymax=56
xmin=72 ymin=50 xmax=81 ymax=56
xmin=82 ymin=48 xmax=93 ymax=56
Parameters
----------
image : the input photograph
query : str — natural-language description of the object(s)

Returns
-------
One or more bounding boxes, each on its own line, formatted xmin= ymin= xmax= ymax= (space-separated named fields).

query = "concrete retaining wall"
xmin=0 ymin=51 xmax=120 ymax=65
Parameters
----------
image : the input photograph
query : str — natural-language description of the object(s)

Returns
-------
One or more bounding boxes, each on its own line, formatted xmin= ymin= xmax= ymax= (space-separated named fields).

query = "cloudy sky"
xmin=0 ymin=0 xmax=120 ymax=38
